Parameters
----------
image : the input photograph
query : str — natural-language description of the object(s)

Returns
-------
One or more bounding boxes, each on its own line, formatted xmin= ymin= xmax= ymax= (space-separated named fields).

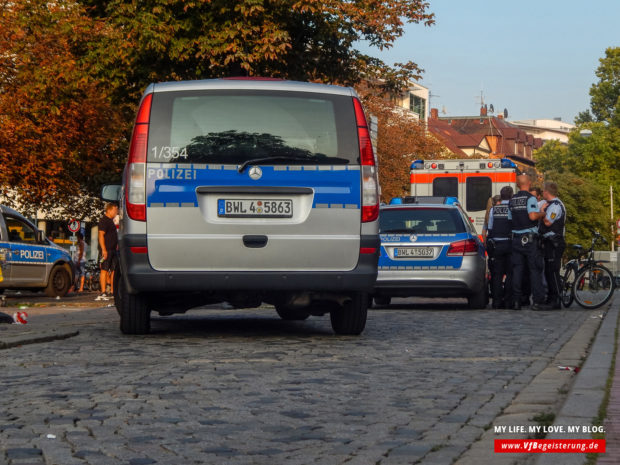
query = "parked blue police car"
xmin=372 ymin=197 xmax=488 ymax=308
xmin=0 ymin=205 xmax=75 ymax=297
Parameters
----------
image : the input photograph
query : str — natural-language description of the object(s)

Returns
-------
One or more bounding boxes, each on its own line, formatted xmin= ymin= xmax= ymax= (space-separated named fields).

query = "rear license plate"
xmin=394 ymin=247 xmax=434 ymax=258
xmin=217 ymin=199 xmax=293 ymax=218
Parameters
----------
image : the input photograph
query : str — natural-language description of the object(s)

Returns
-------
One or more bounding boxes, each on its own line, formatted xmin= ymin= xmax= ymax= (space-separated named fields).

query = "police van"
xmin=410 ymin=158 xmax=519 ymax=233
xmin=102 ymin=78 xmax=380 ymax=335
xmin=0 ymin=205 xmax=75 ymax=297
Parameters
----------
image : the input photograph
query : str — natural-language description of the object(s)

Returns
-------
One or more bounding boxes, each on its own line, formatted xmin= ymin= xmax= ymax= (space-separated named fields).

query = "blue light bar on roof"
xmin=410 ymin=160 xmax=425 ymax=170
xmin=501 ymin=158 xmax=517 ymax=168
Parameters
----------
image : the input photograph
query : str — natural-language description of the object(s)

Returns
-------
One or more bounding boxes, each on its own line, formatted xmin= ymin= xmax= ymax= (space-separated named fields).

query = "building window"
xmin=409 ymin=94 xmax=426 ymax=120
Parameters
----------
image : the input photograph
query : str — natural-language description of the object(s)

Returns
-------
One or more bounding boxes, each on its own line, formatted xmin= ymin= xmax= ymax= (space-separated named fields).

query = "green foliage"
xmin=536 ymin=47 xmax=620 ymax=248
xmin=540 ymin=171 xmax=611 ymax=247
xmin=589 ymin=47 xmax=620 ymax=125
xmin=81 ymin=0 xmax=435 ymax=106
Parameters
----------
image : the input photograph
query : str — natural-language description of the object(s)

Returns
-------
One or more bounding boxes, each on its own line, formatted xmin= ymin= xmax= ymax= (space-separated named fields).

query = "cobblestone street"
xmin=1 ymin=299 xmax=593 ymax=465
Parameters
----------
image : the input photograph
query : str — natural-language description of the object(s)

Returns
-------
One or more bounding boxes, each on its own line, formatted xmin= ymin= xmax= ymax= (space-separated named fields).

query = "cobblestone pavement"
xmin=1 ymin=299 xmax=591 ymax=465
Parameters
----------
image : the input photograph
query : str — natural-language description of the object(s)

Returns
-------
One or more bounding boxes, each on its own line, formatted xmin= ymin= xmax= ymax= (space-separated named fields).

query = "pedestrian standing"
xmin=487 ymin=186 xmax=514 ymax=309
xmin=96 ymin=203 xmax=119 ymax=301
xmin=540 ymin=181 xmax=566 ymax=309
xmin=508 ymin=174 xmax=551 ymax=310
xmin=73 ymin=232 xmax=86 ymax=293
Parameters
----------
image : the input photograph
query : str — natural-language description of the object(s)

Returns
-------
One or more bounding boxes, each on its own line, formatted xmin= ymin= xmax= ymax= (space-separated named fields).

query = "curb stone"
xmin=0 ymin=328 xmax=80 ymax=350
xmin=535 ymin=293 xmax=619 ymax=465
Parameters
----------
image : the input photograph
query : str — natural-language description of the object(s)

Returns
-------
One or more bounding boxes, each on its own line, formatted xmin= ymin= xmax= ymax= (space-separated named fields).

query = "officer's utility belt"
xmin=512 ymin=232 xmax=538 ymax=245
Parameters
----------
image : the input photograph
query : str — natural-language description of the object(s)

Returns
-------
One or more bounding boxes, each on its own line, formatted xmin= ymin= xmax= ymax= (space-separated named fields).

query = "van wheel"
xmin=45 ymin=265 xmax=71 ymax=297
xmin=117 ymin=272 xmax=150 ymax=334
xmin=275 ymin=305 xmax=310 ymax=321
xmin=330 ymin=292 xmax=368 ymax=335
xmin=468 ymin=285 xmax=488 ymax=309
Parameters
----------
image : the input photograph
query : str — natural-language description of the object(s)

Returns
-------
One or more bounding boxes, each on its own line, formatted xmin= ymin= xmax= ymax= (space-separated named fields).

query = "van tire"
xmin=467 ymin=285 xmax=488 ymax=309
xmin=117 ymin=273 xmax=150 ymax=335
xmin=330 ymin=292 xmax=368 ymax=335
xmin=275 ymin=305 xmax=310 ymax=321
xmin=45 ymin=265 xmax=71 ymax=297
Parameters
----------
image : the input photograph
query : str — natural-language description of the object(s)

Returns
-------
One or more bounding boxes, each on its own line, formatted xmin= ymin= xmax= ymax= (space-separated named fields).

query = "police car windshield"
xmin=148 ymin=90 xmax=358 ymax=165
xmin=379 ymin=208 xmax=467 ymax=234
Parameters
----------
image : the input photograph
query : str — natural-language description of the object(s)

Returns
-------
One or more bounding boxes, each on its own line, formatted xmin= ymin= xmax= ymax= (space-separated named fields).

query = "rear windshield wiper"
xmin=238 ymin=156 xmax=318 ymax=173
xmin=381 ymin=229 xmax=417 ymax=234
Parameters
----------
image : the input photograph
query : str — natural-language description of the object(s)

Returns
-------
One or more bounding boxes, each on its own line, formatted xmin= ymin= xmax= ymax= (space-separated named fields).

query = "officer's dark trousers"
xmin=490 ymin=240 xmax=512 ymax=307
xmin=543 ymin=239 xmax=565 ymax=303
xmin=511 ymin=235 xmax=545 ymax=305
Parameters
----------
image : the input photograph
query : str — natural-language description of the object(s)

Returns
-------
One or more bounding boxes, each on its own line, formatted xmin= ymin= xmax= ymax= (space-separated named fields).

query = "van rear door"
xmin=145 ymin=88 xmax=363 ymax=272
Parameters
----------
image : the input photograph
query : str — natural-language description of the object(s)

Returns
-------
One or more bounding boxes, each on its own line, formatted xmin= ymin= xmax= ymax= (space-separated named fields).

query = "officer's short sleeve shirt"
xmin=527 ymin=196 xmax=540 ymax=214
xmin=545 ymin=202 xmax=563 ymax=224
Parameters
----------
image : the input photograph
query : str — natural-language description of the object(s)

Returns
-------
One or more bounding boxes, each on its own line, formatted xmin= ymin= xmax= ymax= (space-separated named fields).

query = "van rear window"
xmin=147 ymin=90 xmax=358 ymax=165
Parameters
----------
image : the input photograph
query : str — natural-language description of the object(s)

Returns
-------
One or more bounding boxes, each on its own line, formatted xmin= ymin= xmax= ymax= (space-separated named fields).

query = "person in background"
xmin=487 ymin=186 xmax=514 ymax=309
xmin=96 ymin=203 xmax=119 ymax=301
xmin=482 ymin=195 xmax=501 ymax=243
xmin=71 ymin=231 xmax=87 ymax=293
xmin=540 ymin=181 xmax=566 ymax=309
xmin=508 ymin=174 xmax=550 ymax=311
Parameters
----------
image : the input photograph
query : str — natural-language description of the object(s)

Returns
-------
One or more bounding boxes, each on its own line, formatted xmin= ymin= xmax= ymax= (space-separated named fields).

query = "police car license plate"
xmin=218 ymin=199 xmax=293 ymax=218
xmin=394 ymin=247 xmax=434 ymax=258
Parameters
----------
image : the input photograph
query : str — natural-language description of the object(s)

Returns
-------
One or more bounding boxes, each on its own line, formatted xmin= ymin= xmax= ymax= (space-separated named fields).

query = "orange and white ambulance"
xmin=410 ymin=158 xmax=519 ymax=233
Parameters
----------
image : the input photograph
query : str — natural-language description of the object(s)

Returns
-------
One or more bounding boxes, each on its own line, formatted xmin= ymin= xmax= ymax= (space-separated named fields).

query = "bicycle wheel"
xmin=560 ymin=268 xmax=575 ymax=308
xmin=572 ymin=264 xmax=615 ymax=309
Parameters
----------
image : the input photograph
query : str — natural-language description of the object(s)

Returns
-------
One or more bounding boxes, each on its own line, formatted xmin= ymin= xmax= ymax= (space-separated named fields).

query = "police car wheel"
xmin=467 ymin=285 xmax=488 ymax=310
xmin=275 ymin=304 xmax=310 ymax=321
xmin=118 ymin=274 xmax=150 ymax=335
xmin=330 ymin=292 xmax=368 ymax=335
xmin=45 ymin=266 xmax=71 ymax=297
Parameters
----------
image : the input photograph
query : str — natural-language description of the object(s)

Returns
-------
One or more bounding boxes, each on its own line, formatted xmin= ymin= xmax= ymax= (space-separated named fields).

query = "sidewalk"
xmin=535 ymin=291 xmax=619 ymax=465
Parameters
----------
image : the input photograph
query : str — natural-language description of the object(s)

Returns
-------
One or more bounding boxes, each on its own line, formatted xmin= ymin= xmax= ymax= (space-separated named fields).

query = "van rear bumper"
xmin=119 ymin=234 xmax=379 ymax=293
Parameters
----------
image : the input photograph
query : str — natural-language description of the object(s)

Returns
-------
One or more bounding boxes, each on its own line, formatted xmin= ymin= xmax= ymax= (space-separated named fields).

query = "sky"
xmin=358 ymin=0 xmax=620 ymax=123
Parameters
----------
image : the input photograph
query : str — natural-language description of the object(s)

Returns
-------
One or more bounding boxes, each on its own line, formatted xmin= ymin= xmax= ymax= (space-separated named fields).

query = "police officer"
xmin=487 ymin=186 xmax=514 ymax=309
xmin=509 ymin=174 xmax=550 ymax=310
xmin=539 ymin=181 xmax=566 ymax=309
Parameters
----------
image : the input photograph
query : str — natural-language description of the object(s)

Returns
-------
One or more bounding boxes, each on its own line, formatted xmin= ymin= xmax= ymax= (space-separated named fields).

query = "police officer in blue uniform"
xmin=508 ymin=174 xmax=551 ymax=310
xmin=539 ymin=181 xmax=566 ymax=309
xmin=487 ymin=186 xmax=514 ymax=309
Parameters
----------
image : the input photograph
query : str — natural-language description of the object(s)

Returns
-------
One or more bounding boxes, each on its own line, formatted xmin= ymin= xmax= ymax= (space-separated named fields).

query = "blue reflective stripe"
xmin=2 ymin=242 xmax=69 ymax=265
xmin=146 ymin=164 xmax=361 ymax=208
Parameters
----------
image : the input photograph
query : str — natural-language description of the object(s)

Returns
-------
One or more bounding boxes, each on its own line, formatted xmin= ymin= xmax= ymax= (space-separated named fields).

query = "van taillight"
xmin=353 ymin=98 xmax=379 ymax=223
xmin=447 ymin=239 xmax=479 ymax=256
xmin=126 ymin=93 xmax=152 ymax=222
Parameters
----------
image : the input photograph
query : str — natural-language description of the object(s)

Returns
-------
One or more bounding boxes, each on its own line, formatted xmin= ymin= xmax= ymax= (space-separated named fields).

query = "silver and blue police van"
xmin=0 ymin=205 xmax=75 ymax=297
xmin=102 ymin=78 xmax=380 ymax=335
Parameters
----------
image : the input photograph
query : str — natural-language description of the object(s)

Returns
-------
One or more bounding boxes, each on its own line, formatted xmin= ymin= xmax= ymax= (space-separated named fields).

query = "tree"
xmin=81 ymin=0 xmax=435 ymax=106
xmin=539 ymin=171 xmax=611 ymax=248
xmin=1 ymin=0 xmax=436 ymax=215
xmin=588 ymin=47 xmax=620 ymax=126
xmin=362 ymin=95 xmax=449 ymax=203
xmin=0 ymin=0 xmax=125 ymax=218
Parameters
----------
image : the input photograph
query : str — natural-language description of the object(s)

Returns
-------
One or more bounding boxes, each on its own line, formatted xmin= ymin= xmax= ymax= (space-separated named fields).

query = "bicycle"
xmin=82 ymin=259 xmax=101 ymax=292
xmin=560 ymin=232 xmax=615 ymax=309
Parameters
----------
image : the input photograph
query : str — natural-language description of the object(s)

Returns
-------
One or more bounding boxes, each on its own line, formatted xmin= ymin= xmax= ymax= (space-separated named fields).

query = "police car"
xmin=372 ymin=197 xmax=488 ymax=308
xmin=0 ymin=205 xmax=75 ymax=297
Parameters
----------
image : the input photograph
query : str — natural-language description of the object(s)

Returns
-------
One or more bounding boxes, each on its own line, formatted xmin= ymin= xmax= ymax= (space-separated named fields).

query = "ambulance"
xmin=409 ymin=158 xmax=519 ymax=233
